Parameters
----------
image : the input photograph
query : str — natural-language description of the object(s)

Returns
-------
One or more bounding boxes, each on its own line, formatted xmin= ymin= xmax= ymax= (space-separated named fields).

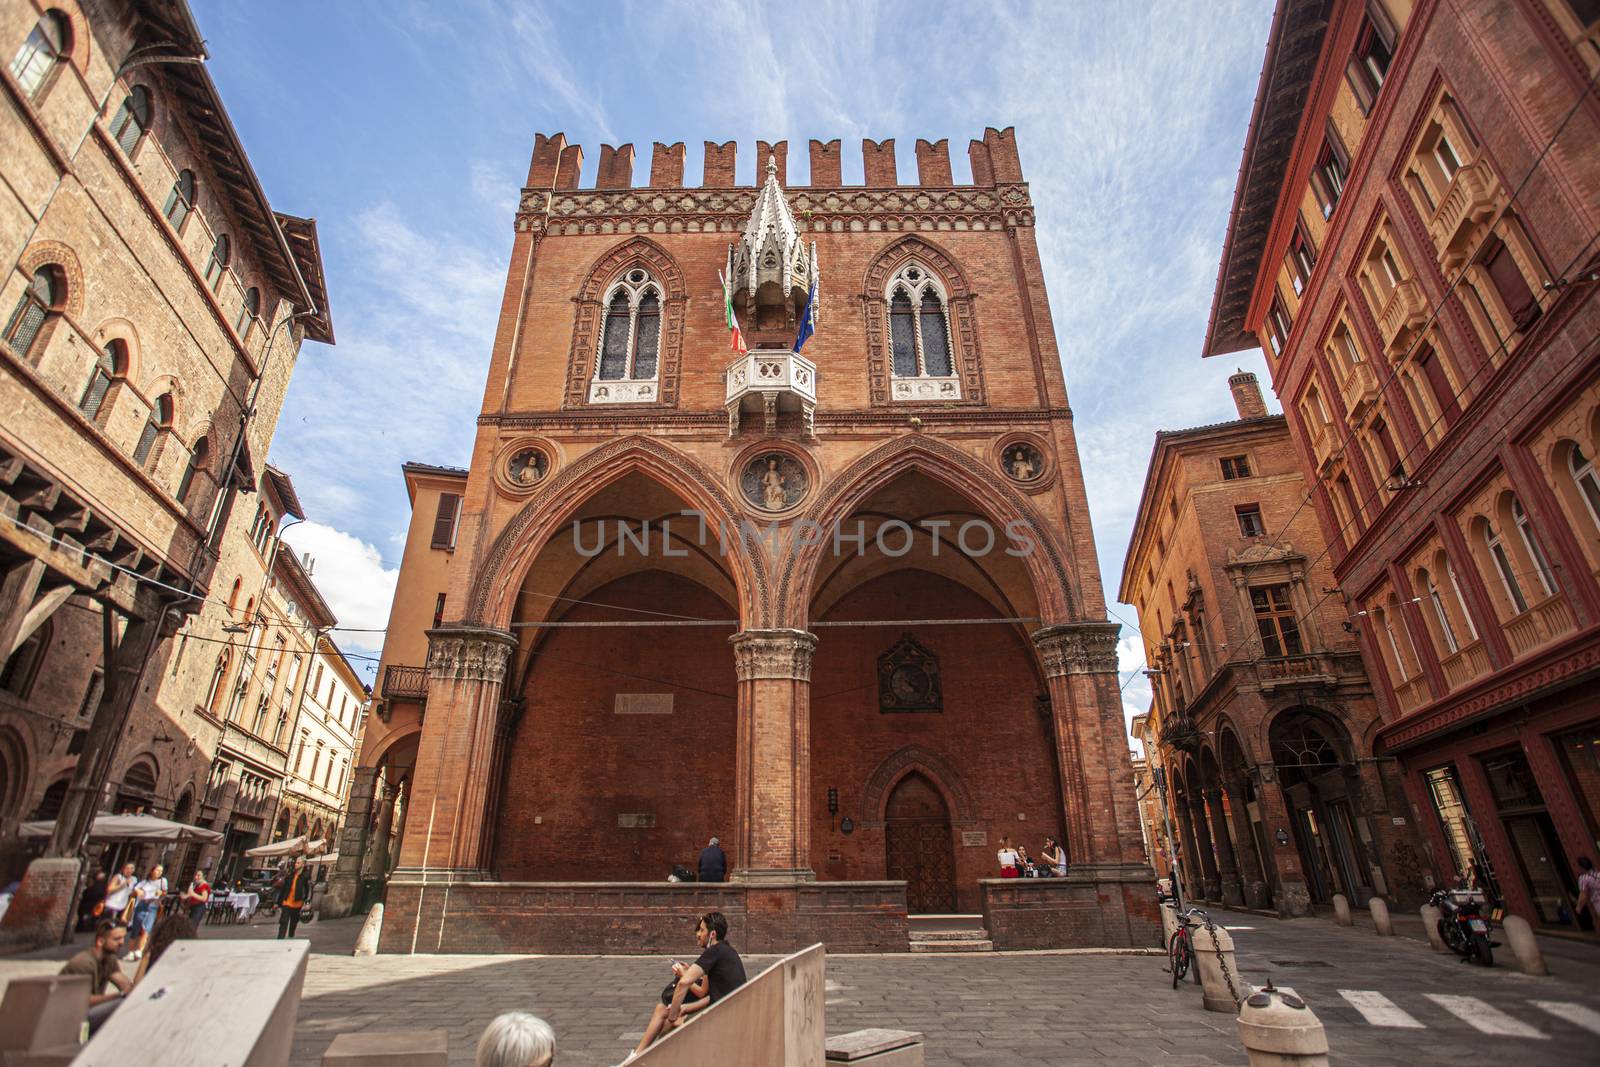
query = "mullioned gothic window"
xmin=589 ymin=269 xmax=662 ymax=404
xmin=886 ymin=263 xmax=957 ymax=397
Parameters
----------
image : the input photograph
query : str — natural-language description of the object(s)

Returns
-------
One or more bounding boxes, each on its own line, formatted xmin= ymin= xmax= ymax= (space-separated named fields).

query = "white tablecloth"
xmin=224 ymin=891 xmax=260 ymax=919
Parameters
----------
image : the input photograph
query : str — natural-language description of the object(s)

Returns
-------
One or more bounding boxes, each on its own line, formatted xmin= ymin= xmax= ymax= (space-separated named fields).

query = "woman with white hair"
xmin=476 ymin=1012 xmax=556 ymax=1067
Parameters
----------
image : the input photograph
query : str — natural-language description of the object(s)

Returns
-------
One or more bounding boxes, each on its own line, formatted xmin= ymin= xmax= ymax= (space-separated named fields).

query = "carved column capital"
xmin=730 ymin=628 xmax=818 ymax=681
xmin=425 ymin=626 xmax=517 ymax=685
xmin=1032 ymin=621 xmax=1121 ymax=678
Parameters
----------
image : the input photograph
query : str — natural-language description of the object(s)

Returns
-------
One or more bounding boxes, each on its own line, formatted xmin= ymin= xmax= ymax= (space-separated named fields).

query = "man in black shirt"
xmin=622 ymin=911 xmax=747 ymax=1062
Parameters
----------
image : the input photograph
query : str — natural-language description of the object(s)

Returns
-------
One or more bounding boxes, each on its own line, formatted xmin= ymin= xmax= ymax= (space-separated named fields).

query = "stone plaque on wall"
xmin=615 ymin=693 xmax=674 ymax=715
xmin=961 ymin=831 xmax=988 ymax=847
xmin=618 ymin=813 xmax=656 ymax=828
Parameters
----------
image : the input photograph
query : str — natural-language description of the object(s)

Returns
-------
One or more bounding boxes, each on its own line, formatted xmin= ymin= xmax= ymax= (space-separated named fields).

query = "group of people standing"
xmin=86 ymin=861 xmax=209 ymax=962
xmin=996 ymin=836 xmax=1067 ymax=878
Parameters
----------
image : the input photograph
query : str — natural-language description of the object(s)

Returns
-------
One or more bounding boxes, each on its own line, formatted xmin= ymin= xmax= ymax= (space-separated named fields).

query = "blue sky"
xmin=192 ymin=0 xmax=1278 ymax=733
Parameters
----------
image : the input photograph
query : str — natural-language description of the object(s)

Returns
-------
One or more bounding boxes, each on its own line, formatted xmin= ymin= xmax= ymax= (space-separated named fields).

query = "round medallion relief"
xmin=739 ymin=452 xmax=808 ymax=512
xmin=1002 ymin=442 xmax=1046 ymax=482
xmin=505 ymin=446 xmax=549 ymax=488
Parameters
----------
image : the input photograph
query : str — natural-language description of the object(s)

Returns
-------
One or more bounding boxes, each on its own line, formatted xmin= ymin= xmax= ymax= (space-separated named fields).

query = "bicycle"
xmin=1167 ymin=905 xmax=1209 ymax=989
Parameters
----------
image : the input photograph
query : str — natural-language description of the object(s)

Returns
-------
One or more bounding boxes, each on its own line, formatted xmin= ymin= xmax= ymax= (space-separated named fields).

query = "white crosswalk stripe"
xmin=1531 ymin=1000 xmax=1600 ymax=1036
xmin=1424 ymin=994 xmax=1547 ymax=1038
xmin=1338 ymin=989 xmax=1424 ymax=1028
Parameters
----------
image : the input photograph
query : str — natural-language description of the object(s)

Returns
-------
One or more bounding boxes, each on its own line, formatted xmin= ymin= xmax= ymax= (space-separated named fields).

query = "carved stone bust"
xmin=739 ymin=451 xmax=807 ymax=511
xmin=507 ymin=447 xmax=548 ymax=487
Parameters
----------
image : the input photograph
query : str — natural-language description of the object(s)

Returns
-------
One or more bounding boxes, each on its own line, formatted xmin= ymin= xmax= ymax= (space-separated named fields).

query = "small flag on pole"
xmin=719 ymin=270 xmax=748 ymax=355
xmin=793 ymin=275 xmax=817 ymax=353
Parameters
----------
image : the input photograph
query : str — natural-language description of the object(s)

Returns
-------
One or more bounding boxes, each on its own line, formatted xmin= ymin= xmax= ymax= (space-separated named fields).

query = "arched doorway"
xmin=117 ymin=759 xmax=158 ymax=813
xmin=884 ymin=772 xmax=956 ymax=914
xmin=1271 ymin=708 xmax=1376 ymax=906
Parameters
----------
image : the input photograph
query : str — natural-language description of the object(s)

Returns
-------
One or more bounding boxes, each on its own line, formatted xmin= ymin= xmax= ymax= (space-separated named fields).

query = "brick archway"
xmin=859 ymin=744 xmax=979 ymax=830
xmin=466 ymin=435 xmax=770 ymax=629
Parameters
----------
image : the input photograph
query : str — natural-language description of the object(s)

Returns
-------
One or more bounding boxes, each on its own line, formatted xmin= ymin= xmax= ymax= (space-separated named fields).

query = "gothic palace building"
xmin=339 ymin=131 xmax=1156 ymax=954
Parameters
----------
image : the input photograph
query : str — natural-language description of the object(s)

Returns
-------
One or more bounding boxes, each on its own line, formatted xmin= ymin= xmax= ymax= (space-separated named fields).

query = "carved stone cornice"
xmin=425 ymin=626 xmax=518 ymax=685
xmin=730 ymin=628 xmax=818 ymax=682
xmin=518 ymin=183 xmax=1033 ymax=236
xmin=1032 ymin=622 xmax=1121 ymax=678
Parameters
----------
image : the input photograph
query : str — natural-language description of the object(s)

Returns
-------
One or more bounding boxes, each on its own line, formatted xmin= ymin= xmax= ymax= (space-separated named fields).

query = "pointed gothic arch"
xmin=775 ymin=434 xmax=1074 ymax=627
xmin=859 ymin=744 xmax=979 ymax=829
xmin=466 ymin=435 xmax=770 ymax=629
xmin=861 ymin=235 xmax=985 ymax=404
xmin=563 ymin=237 xmax=687 ymax=408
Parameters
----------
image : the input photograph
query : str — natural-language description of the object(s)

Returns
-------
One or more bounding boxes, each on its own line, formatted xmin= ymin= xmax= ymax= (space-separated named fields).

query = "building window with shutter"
xmin=1251 ymin=584 xmax=1303 ymax=658
xmin=1266 ymin=296 xmax=1293 ymax=356
xmin=4 ymin=268 xmax=60 ymax=362
xmin=235 ymin=287 xmax=260 ymax=340
xmin=1236 ymin=504 xmax=1266 ymax=538
xmin=431 ymin=493 xmax=461 ymax=550
xmin=433 ymin=592 xmax=447 ymax=629
xmin=108 ymin=86 xmax=151 ymax=154
xmin=1287 ymin=221 xmax=1317 ymax=295
xmin=1220 ymin=455 xmax=1252 ymax=480
xmin=134 ymin=393 xmax=174 ymax=470
xmin=176 ymin=435 xmax=209 ymax=506
xmin=1346 ymin=4 xmax=1397 ymax=113
xmin=10 ymin=10 xmax=69 ymax=99
xmin=1310 ymin=130 xmax=1350 ymax=218
xmin=164 ymin=170 xmax=196 ymax=230
xmin=80 ymin=340 xmax=127 ymax=423
xmin=203 ymin=234 xmax=231 ymax=291
xmin=590 ymin=270 xmax=662 ymax=402
xmin=1479 ymin=233 xmax=1541 ymax=333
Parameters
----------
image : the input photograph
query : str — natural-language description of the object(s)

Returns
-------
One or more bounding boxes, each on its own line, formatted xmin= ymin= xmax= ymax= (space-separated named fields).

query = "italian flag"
xmin=719 ymin=270 xmax=748 ymax=355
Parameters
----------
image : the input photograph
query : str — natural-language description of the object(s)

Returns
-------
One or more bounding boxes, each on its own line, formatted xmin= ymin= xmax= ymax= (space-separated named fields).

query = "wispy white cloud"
xmin=282 ymin=522 xmax=399 ymax=673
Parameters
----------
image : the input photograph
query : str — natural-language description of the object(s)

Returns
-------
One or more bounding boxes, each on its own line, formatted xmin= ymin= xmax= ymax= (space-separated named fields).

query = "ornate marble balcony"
xmin=1378 ymin=278 xmax=1429 ymax=357
xmin=1427 ymin=157 xmax=1499 ymax=273
xmin=726 ymin=348 xmax=817 ymax=436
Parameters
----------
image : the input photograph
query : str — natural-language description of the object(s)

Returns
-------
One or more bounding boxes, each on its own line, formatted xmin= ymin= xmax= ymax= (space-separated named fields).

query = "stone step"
xmin=909 ymin=938 xmax=993 ymax=952
xmin=909 ymin=928 xmax=990 ymax=942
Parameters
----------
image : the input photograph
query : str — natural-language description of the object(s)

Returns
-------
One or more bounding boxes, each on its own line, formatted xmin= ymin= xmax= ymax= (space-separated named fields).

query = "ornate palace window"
xmin=589 ymin=269 xmax=661 ymax=404
xmin=886 ymin=263 xmax=958 ymax=399
xmin=1250 ymin=584 xmax=1303 ymax=658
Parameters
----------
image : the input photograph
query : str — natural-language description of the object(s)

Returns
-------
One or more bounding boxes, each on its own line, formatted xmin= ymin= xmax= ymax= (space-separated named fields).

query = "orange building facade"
xmin=1204 ymin=0 xmax=1600 ymax=929
xmin=347 ymin=131 xmax=1157 ymax=954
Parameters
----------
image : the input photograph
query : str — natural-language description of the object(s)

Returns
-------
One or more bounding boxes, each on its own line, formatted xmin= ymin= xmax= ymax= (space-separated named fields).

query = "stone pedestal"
xmin=0 ymin=857 xmax=80 ymax=950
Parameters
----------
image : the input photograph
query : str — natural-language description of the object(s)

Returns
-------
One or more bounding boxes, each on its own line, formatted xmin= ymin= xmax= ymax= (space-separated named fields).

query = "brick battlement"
xmin=525 ymin=128 xmax=1024 ymax=191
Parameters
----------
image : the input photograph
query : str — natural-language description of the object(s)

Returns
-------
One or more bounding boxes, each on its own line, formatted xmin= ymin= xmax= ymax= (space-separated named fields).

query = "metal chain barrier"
xmin=1201 ymin=912 xmax=1246 ymax=1010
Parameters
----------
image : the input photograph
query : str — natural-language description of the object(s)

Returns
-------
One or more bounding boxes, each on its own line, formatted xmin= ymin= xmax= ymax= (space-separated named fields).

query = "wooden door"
xmin=884 ymin=772 xmax=956 ymax=914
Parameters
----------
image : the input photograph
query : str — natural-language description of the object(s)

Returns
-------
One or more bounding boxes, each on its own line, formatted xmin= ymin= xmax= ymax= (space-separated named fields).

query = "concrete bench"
xmin=826 ymin=1028 xmax=925 ymax=1065
xmin=632 ymin=943 xmax=825 ymax=1066
xmin=322 ymin=1029 xmax=447 ymax=1066
xmin=0 ymin=973 xmax=89 ymax=1066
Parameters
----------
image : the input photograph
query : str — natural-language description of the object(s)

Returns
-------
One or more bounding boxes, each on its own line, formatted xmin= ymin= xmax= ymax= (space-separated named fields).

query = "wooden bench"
xmin=0 ymin=973 xmax=88 ymax=1066
xmin=826 ymin=1029 xmax=925 ymax=1066
xmin=322 ymin=1029 xmax=448 ymax=1066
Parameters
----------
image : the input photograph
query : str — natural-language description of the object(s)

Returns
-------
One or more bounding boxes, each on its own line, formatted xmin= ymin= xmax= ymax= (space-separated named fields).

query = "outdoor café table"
xmin=226 ymin=891 xmax=260 ymax=920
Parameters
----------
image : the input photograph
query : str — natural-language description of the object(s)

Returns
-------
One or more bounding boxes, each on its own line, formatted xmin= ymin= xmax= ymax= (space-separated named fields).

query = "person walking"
xmin=104 ymin=861 xmax=136 ymax=923
xmin=78 ymin=869 xmax=109 ymax=930
xmin=181 ymin=867 xmax=212 ymax=931
xmin=124 ymin=864 xmax=166 ymax=962
xmin=276 ymin=856 xmax=313 ymax=939
xmin=697 ymin=836 xmax=727 ymax=884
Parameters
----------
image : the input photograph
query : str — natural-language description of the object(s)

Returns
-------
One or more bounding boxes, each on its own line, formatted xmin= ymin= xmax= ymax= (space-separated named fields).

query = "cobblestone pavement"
xmin=5 ymin=907 xmax=1599 ymax=1065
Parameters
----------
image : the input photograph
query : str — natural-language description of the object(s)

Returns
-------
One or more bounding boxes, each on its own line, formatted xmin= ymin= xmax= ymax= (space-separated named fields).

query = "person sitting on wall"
xmin=60 ymin=918 xmax=133 ymax=1034
xmin=620 ymin=911 xmax=747 ymax=1064
xmin=697 ymin=836 xmax=726 ymax=883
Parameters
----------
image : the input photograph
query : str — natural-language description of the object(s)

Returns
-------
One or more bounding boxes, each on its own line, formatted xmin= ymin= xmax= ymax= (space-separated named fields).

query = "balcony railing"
xmin=1256 ymin=653 xmax=1337 ymax=690
xmin=1339 ymin=361 xmax=1381 ymax=417
xmin=1504 ymin=591 xmax=1577 ymax=659
xmin=1378 ymin=278 xmax=1429 ymax=357
xmin=1394 ymin=674 xmax=1432 ymax=714
xmin=383 ymin=664 xmax=430 ymax=702
xmin=725 ymin=349 xmax=817 ymax=436
xmin=1427 ymin=158 xmax=1498 ymax=273
xmin=1439 ymin=639 xmax=1491 ymax=691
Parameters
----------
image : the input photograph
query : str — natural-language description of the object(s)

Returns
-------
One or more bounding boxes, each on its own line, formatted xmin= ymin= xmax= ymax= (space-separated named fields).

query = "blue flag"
xmin=793 ymin=277 xmax=817 ymax=353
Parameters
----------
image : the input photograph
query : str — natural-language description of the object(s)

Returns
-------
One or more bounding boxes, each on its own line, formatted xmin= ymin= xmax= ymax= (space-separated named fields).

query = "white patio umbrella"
xmin=17 ymin=812 xmax=223 ymax=843
xmin=243 ymin=836 xmax=327 ymax=858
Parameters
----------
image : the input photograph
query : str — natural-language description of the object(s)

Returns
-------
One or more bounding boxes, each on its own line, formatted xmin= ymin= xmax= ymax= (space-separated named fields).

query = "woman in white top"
xmin=125 ymin=864 xmax=167 ymax=962
xmin=103 ymin=861 xmax=137 ymax=920
xmin=996 ymin=837 xmax=1020 ymax=878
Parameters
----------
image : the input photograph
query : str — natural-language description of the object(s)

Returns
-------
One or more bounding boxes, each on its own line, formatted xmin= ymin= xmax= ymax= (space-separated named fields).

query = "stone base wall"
xmin=378 ymin=876 xmax=908 ymax=955
xmin=980 ymin=866 xmax=1161 ymax=950
xmin=0 ymin=856 xmax=81 ymax=949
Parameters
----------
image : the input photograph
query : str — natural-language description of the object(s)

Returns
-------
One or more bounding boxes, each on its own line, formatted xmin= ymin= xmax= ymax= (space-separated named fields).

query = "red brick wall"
xmin=492 ymin=571 xmax=739 ymax=881
xmin=810 ymin=570 xmax=1064 ymax=913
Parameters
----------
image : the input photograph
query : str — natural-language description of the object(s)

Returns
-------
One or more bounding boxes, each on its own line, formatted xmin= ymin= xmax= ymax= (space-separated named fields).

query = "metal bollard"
xmin=1191 ymin=923 xmax=1244 ymax=1013
xmin=1419 ymin=905 xmax=1446 ymax=951
xmin=1331 ymin=893 xmax=1352 ymax=927
xmin=1161 ymin=901 xmax=1179 ymax=950
xmin=1502 ymin=915 xmax=1548 ymax=976
xmin=1369 ymin=897 xmax=1393 ymax=936
xmin=353 ymin=901 xmax=384 ymax=956
xmin=1237 ymin=980 xmax=1329 ymax=1067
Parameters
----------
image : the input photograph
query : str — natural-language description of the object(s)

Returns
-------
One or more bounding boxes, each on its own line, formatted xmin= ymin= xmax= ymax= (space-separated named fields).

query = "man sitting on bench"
xmin=621 ymin=911 xmax=747 ymax=1063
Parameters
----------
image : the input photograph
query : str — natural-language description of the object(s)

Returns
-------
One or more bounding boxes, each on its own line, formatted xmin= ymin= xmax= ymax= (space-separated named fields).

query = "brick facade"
xmin=359 ymin=129 xmax=1157 ymax=952
xmin=1203 ymin=0 xmax=1600 ymax=927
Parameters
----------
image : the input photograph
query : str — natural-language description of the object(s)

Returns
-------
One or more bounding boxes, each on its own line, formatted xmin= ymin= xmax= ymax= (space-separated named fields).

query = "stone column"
xmin=394 ymin=626 xmax=517 ymax=876
xmin=323 ymin=765 xmax=378 ymax=918
xmin=1188 ymin=790 xmax=1222 ymax=900
xmin=1031 ymin=623 xmax=1147 ymax=868
xmin=1172 ymin=790 xmax=1203 ymax=900
xmin=1257 ymin=772 xmax=1312 ymax=917
xmin=1205 ymin=787 xmax=1245 ymax=907
xmin=1225 ymin=777 xmax=1269 ymax=909
xmin=730 ymin=629 xmax=817 ymax=882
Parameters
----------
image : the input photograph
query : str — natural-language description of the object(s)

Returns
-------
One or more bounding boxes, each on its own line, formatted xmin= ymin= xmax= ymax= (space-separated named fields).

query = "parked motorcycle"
xmin=1430 ymin=888 xmax=1497 ymax=966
